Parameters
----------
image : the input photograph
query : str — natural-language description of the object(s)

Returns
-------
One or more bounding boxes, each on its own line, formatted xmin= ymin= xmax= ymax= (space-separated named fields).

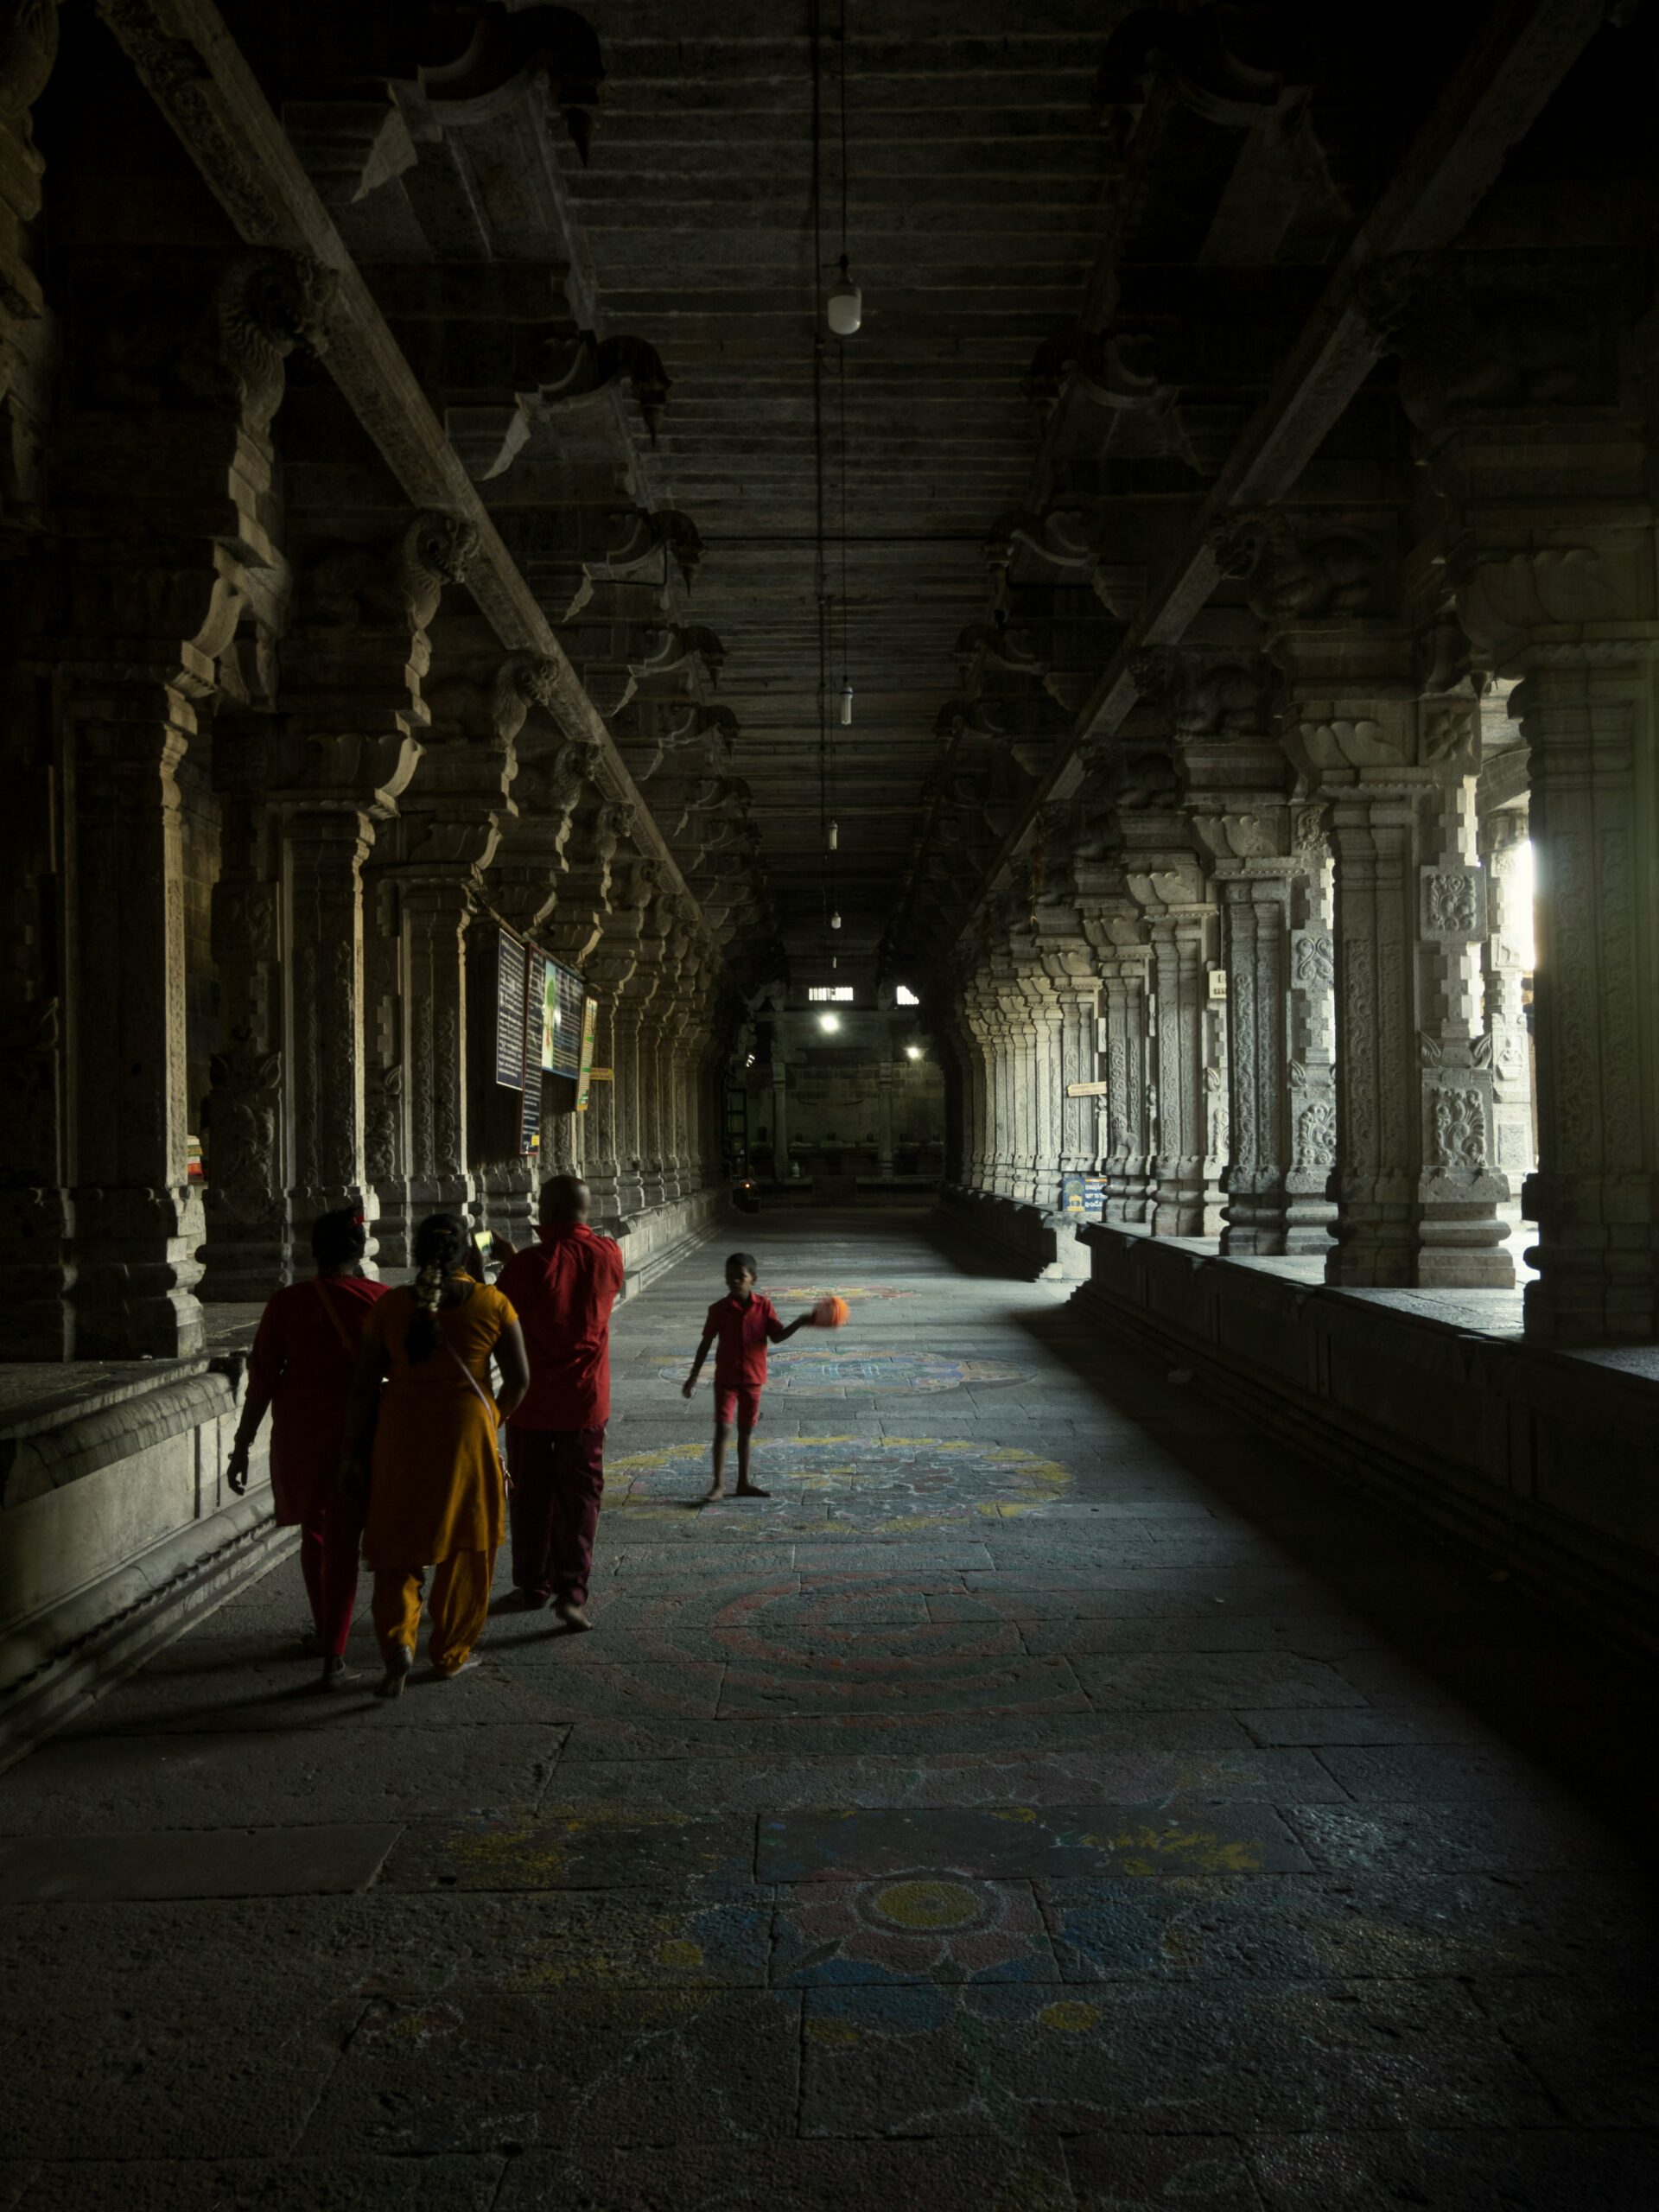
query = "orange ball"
xmin=813 ymin=1294 xmax=849 ymax=1330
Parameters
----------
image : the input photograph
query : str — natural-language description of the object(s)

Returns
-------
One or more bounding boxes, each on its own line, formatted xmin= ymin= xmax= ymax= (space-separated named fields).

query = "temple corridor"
xmin=3 ymin=1212 xmax=1656 ymax=2210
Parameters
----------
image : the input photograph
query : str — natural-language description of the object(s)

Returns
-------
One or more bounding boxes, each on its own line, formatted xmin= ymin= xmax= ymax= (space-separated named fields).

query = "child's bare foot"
xmin=702 ymin=1481 xmax=726 ymax=1503
xmin=734 ymin=1482 xmax=771 ymax=1498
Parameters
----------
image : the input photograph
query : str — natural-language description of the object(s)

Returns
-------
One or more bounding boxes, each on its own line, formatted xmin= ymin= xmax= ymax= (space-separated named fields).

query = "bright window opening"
xmin=895 ymin=983 xmax=919 ymax=1006
xmin=1512 ymin=838 xmax=1537 ymax=972
xmin=807 ymin=985 xmax=855 ymax=1003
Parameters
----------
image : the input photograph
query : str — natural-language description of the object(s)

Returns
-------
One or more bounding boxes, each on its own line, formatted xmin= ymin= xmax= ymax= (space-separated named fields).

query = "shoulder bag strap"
xmin=441 ymin=1313 xmax=509 ymax=1479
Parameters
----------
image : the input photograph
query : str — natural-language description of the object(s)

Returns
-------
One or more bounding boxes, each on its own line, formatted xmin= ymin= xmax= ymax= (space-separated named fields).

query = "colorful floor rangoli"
xmin=658 ymin=1347 xmax=1030 ymax=1391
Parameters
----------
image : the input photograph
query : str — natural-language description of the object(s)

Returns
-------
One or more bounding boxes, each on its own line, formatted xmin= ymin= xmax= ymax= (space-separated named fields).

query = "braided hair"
xmin=408 ymin=1212 xmax=468 ymax=1363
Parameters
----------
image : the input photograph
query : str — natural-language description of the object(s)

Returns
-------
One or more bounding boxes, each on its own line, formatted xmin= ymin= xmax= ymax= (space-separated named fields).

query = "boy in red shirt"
xmin=682 ymin=1252 xmax=812 ymax=1500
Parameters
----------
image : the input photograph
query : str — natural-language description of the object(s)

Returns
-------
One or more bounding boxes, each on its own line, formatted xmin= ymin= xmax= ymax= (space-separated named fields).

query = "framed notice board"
xmin=575 ymin=995 xmax=599 ymax=1110
xmin=541 ymin=957 xmax=585 ymax=1080
xmin=495 ymin=931 xmax=527 ymax=1089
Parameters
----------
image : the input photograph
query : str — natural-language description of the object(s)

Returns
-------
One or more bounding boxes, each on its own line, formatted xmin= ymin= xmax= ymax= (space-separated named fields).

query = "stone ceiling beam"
xmin=946 ymin=0 xmax=1623 ymax=950
xmin=93 ymin=0 xmax=711 ymax=943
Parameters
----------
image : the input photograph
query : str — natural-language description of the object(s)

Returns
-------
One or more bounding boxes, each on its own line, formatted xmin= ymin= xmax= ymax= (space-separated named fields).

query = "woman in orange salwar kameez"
xmin=227 ymin=1210 xmax=389 ymax=1689
xmin=343 ymin=1213 xmax=529 ymax=1697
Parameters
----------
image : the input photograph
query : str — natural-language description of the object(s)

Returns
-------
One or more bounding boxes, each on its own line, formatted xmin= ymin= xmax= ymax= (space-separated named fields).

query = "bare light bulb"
xmin=839 ymin=681 xmax=853 ymax=726
xmin=819 ymin=1012 xmax=842 ymax=1033
xmin=830 ymin=909 xmax=842 ymax=931
xmin=906 ymin=1044 xmax=922 ymax=1061
xmin=828 ymin=818 xmax=839 ymax=852
xmin=826 ymin=258 xmax=862 ymax=338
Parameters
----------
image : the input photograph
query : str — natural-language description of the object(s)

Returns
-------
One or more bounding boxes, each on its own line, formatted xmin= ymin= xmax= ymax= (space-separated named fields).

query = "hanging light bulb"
xmin=828 ymin=817 xmax=839 ymax=852
xmin=840 ymin=680 xmax=853 ymax=725
xmin=826 ymin=256 xmax=861 ymax=338
xmin=830 ymin=909 xmax=842 ymax=931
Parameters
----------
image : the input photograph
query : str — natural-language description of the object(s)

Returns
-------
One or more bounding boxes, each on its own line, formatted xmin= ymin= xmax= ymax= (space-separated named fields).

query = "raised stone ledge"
xmin=610 ymin=1186 xmax=727 ymax=1297
xmin=0 ymin=1352 xmax=289 ymax=1769
xmin=935 ymin=1186 xmax=1092 ymax=1283
xmin=1076 ymin=1222 xmax=1659 ymax=1659
xmin=1 ymin=1364 xmax=237 ymax=1506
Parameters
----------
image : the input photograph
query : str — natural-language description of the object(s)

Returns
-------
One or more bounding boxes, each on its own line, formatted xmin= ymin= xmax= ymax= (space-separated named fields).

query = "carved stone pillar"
xmin=70 ymin=677 xmax=207 ymax=1355
xmin=30 ymin=248 xmax=333 ymax=1344
xmin=770 ymin=1026 xmax=791 ymax=1184
xmin=1012 ymin=964 xmax=1064 ymax=1212
xmin=200 ymin=718 xmax=286 ymax=1299
xmin=1097 ymin=954 xmax=1152 ymax=1225
xmin=988 ymin=969 xmax=1026 ymax=1201
xmin=1201 ymin=818 xmax=1336 ymax=1260
xmin=611 ymin=995 xmax=649 ymax=1216
xmin=582 ymin=989 xmax=626 ymax=1217
xmin=1512 ymin=656 xmax=1659 ymax=1338
xmin=637 ymin=1001 xmax=666 ymax=1211
xmin=1479 ymin=807 xmax=1535 ymax=1196
xmin=1268 ymin=642 xmax=1510 ymax=1287
xmin=1315 ymin=755 xmax=1510 ymax=1287
xmin=1357 ymin=245 xmax=1648 ymax=1324
xmin=1214 ymin=871 xmax=1293 ymax=1254
xmin=1181 ymin=720 xmax=1335 ymax=1256
xmin=958 ymin=980 xmax=995 ymax=1192
xmin=404 ymin=880 xmax=476 ymax=1222
xmin=876 ymin=1027 xmax=896 ymax=1178
xmin=1286 ymin=822 xmax=1340 ymax=1249
xmin=1077 ymin=869 xmax=1152 ymax=1227
xmin=1123 ymin=826 xmax=1223 ymax=1239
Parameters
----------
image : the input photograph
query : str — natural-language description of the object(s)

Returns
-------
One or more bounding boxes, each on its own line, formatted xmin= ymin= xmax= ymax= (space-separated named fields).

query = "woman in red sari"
xmin=227 ymin=1211 xmax=390 ymax=1688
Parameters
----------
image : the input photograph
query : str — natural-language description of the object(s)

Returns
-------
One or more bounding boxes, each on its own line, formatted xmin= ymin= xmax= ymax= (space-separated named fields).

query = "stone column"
xmin=1315 ymin=754 xmax=1509 ymax=1287
xmin=1286 ymin=820 xmax=1340 ymax=1249
xmin=70 ymin=677 xmax=207 ymax=1356
xmin=1185 ymin=743 xmax=1334 ymax=1256
xmin=1013 ymin=963 xmax=1065 ymax=1213
xmin=1215 ymin=870 xmax=1291 ymax=1254
xmin=1355 ymin=245 xmax=1645 ymax=1321
xmin=401 ymin=879 xmax=476 ymax=1225
xmin=612 ymin=995 xmax=648 ymax=1217
xmin=282 ymin=804 xmax=377 ymax=1262
xmin=1077 ymin=864 xmax=1153 ymax=1227
xmin=876 ymin=1021 xmax=895 ymax=1177
xmin=1480 ymin=807 xmax=1535 ymax=1194
xmin=1143 ymin=911 xmax=1220 ymax=1236
xmin=958 ymin=982 xmax=995 ymax=1192
xmin=1512 ymin=655 xmax=1659 ymax=1338
xmin=200 ymin=716 xmax=286 ymax=1300
xmin=1264 ymin=622 xmax=1510 ymax=1288
xmin=1122 ymin=824 xmax=1223 ymax=1239
xmin=770 ymin=1025 xmax=791 ymax=1183
xmin=582 ymin=989 xmax=626 ymax=1219
xmin=1097 ymin=954 xmax=1152 ymax=1225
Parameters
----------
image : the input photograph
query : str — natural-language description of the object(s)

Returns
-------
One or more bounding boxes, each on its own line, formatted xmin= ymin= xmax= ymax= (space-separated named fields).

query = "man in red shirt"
xmin=495 ymin=1174 xmax=626 ymax=1630
xmin=681 ymin=1252 xmax=811 ymax=1501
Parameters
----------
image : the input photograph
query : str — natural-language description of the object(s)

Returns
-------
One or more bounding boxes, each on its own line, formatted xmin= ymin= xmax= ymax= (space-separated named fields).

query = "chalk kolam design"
xmin=660 ymin=1348 xmax=1031 ymax=1392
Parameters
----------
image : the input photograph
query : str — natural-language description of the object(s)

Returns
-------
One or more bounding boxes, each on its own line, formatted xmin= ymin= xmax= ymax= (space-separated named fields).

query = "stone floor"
xmin=3 ymin=1210 xmax=1656 ymax=2210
